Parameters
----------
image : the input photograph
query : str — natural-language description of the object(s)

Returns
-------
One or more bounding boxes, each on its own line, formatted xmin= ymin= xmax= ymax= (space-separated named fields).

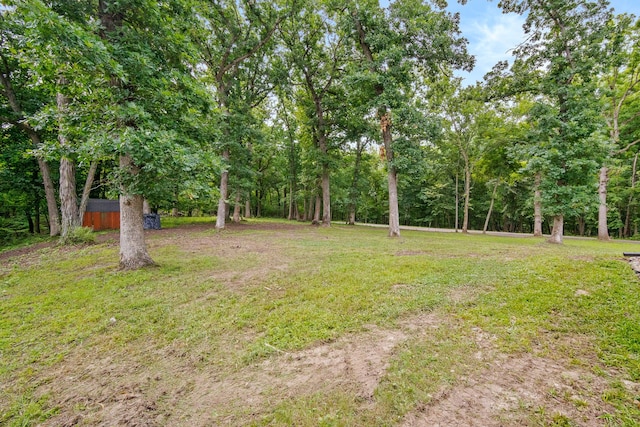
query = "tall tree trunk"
xmin=455 ymin=171 xmax=459 ymax=232
xmin=347 ymin=141 xmax=364 ymax=226
xmin=313 ymin=194 xmax=321 ymax=225
xmin=99 ymin=1 xmax=153 ymax=269
xmin=233 ymin=190 xmax=241 ymax=223
xmin=598 ymin=166 xmax=610 ymax=240
xmin=216 ymin=148 xmax=230 ymax=229
xmin=624 ymin=152 xmax=639 ymax=237
xmin=257 ymin=188 xmax=262 ymax=218
xmin=119 ymin=154 xmax=154 ymax=270
xmin=282 ymin=98 xmax=298 ymax=222
xmin=0 ymin=63 xmax=60 ymax=235
xmin=348 ymin=209 xmax=356 ymax=225
xmin=38 ymin=157 xmax=60 ymax=236
xmin=142 ymin=198 xmax=151 ymax=215
xmin=461 ymin=153 xmax=471 ymax=233
xmin=321 ymin=164 xmax=331 ymax=227
xmin=381 ymin=111 xmax=400 ymax=237
xmin=245 ymin=199 xmax=251 ymax=219
xmin=353 ymin=13 xmax=398 ymax=237
xmin=26 ymin=210 xmax=34 ymax=234
xmin=548 ymin=215 xmax=564 ymax=244
xmin=534 ymin=172 xmax=543 ymax=237
xmin=59 ymin=157 xmax=79 ymax=239
xmin=78 ymin=161 xmax=98 ymax=225
xmin=288 ymin=182 xmax=295 ymax=220
xmin=304 ymin=196 xmax=311 ymax=221
xmin=33 ymin=173 xmax=41 ymax=234
xmin=57 ymin=84 xmax=80 ymax=240
xmin=483 ymin=179 xmax=499 ymax=234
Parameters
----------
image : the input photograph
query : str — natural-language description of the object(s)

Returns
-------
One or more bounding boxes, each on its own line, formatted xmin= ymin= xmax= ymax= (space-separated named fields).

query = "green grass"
xmin=1 ymin=218 xmax=640 ymax=425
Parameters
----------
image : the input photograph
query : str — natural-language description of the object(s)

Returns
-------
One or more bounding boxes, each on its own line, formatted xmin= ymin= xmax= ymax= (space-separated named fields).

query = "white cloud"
xmin=458 ymin=11 xmax=527 ymax=84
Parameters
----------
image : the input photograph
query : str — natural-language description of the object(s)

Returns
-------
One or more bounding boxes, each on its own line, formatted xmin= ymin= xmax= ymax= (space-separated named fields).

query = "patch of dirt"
xmin=395 ymin=250 xmax=431 ymax=256
xmin=447 ymin=285 xmax=494 ymax=305
xmin=0 ymin=240 xmax=56 ymax=262
xmin=402 ymin=352 xmax=616 ymax=427
xmin=167 ymin=312 xmax=441 ymax=424
xmin=36 ymin=313 xmax=441 ymax=426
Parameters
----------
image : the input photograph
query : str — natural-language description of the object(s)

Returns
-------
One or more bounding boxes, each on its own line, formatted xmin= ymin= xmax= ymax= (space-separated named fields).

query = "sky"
xmin=446 ymin=0 xmax=640 ymax=84
xmin=381 ymin=0 xmax=640 ymax=85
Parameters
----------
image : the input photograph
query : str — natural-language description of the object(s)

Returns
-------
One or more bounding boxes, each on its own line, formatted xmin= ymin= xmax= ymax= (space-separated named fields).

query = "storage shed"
xmin=82 ymin=198 xmax=120 ymax=231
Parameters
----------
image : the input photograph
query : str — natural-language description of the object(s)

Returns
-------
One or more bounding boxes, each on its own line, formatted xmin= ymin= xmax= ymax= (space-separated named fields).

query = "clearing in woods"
xmin=1 ymin=218 xmax=640 ymax=426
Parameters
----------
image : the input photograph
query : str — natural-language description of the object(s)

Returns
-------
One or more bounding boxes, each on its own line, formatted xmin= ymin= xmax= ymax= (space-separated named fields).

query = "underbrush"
xmin=0 ymin=217 xmax=51 ymax=252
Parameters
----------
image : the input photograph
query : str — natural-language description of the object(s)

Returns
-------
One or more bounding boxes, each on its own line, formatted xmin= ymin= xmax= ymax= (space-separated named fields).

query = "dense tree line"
xmin=0 ymin=0 xmax=638 ymax=268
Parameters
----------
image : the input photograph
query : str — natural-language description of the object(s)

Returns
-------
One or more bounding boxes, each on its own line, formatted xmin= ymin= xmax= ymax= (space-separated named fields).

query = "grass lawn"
xmin=1 ymin=218 xmax=640 ymax=426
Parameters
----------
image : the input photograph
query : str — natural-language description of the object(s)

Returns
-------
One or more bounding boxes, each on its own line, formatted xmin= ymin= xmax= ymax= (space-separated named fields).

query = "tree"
xmin=94 ymin=0 xmax=209 ymax=269
xmin=600 ymin=14 xmax=640 ymax=239
xmin=348 ymin=0 xmax=472 ymax=237
xmin=0 ymin=4 xmax=60 ymax=236
xmin=437 ymin=82 xmax=485 ymax=233
xmin=499 ymin=0 xmax=611 ymax=244
xmin=280 ymin=0 xmax=348 ymax=227
xmin=194 ymin=0 xmax=286 ymax=230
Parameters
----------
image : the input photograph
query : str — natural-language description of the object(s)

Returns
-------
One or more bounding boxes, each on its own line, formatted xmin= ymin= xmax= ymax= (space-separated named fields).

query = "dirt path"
xmin=357 ymin=222 xmax=640 ymax=242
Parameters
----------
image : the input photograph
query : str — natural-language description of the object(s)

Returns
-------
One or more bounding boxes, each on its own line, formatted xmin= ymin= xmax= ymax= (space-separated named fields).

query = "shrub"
xmin=61 ymin=226 xmax=96 ymax=245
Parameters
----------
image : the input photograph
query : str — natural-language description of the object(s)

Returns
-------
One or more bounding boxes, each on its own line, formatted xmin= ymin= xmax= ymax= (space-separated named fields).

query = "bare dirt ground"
xmin=37 ymin=310 xmax=627 ymax=427
xmin=3 ymin=222 xmax=637 ymax=426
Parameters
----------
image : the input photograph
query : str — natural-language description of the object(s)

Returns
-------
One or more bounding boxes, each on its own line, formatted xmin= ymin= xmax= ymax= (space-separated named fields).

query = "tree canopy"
xmin=1 ymin=0 xmax=638 ymax=265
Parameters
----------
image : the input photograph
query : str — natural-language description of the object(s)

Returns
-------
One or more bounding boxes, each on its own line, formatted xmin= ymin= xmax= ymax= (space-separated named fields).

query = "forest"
xmin=0 ymin=0 xmax=639 ymax=269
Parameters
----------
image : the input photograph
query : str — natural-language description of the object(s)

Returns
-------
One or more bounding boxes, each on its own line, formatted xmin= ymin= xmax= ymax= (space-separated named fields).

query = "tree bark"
xmin=483 ymin=179 xmax=499 ymax=234
xmin=288 ymin=182 xmax=295 ymax=220
xmin=624 ymin=152 xmax=639 ymax=237
xmin=347 ymin=140 xmax=364 ymax=226
xmin=348 ymin=209 xmax=356 ymax=225
xmin=245 ymin=199 xmax=251 ymax=219
xmin=232 ymin=190 xmax=241 ymax=223
xmin=461 ymin=153 xmax=471 ymax=233
xmin=597 ymin=166 xmax=610 ymax=240
xmin=353 ymin=12 xmax=399 ymax=237
xmin=381 ymin=111 xmax=400 ymax=237
xmin=321 ymin=163 xmax=331 ymax=227
xmin=216 ymin=148 xmax=230 ymax=229
xmin=313 ymin=194 xmax=321 ymax=225
xmin=99 ymin=1 xmax=153 ymax=269
xmin=119 ymin=154 xmax=154 ymax=270
xmin=26 ymin=210 xmax=34 ymax=234
xmin=0 ymin=61 xmax=60 ymax=236
xmin=533 ymin=172 xmax=543 ymax=237
xmin=38 ymin=157 xmax=60 ymax=236
xmin=257 ymin=188 xmax=262 ymax=218
xmin=281 ymin=97 xmax=298 ymax=222
xmin=33 ymin=173 xmax=41 ymax=234
xmin=57 ymin=84 xmax=80 ymax=240
xmin=59 ymin=157 xmax=79 ymax=239
xmin=548 ymin=215 xmax=564 ymax=244
xmin=78 ymin=161 xmax=98 ymax=225
xmin=455 ymin=170 xmax=459 ymax=232
xmin=142 ymin=198 xmax=151 ymax=215
xmin=304 ymin=196 xmax=310 ymax=221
